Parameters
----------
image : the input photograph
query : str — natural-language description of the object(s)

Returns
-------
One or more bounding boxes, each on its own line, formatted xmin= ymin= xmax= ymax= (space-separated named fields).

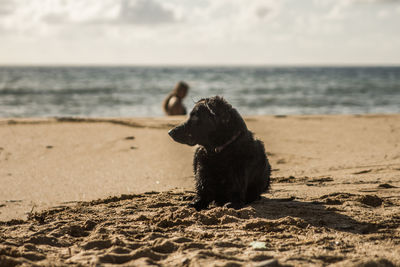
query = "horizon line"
xmin=1 ymin=63 xmax=400 ymax=68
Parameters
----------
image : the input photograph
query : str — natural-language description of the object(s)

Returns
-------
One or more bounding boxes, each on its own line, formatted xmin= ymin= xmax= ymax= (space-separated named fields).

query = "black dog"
xmin=168 ymin=96 xmax=271 ymax=211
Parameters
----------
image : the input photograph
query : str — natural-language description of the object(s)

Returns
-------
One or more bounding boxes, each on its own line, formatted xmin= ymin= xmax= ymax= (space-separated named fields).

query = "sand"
xmin=0 ymin=115 xmax=400 ymax=266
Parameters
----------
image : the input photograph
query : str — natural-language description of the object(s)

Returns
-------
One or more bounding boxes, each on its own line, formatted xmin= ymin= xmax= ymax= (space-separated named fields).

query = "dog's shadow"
xmin=247 ymin=196 xmax=378 ymax=234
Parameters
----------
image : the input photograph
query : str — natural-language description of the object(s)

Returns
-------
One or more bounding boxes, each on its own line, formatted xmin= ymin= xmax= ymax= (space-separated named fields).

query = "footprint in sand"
xmin=0 ymin=147 xmax=11 ymax=161
xmin=378 ymin=183 xmax=397 ymax=189
xmin=124 ymin=136 xmax=137 ymax=150
xmin=306 ymin=177 xmax=334 ymax=187
xmin=357 ymin=195 xmax=383 ymax=207
xmin=353 ymin=169 xmax=372 ymax=175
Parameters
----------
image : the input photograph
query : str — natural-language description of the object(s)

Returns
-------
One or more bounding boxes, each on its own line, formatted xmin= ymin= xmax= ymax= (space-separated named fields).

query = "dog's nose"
xmin=168 ymin=129 xmax=175 ymax=138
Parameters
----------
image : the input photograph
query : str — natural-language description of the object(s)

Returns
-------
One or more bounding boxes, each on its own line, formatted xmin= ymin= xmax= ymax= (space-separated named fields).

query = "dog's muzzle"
xmin=168 ymin=124 xmax=196 ymax=146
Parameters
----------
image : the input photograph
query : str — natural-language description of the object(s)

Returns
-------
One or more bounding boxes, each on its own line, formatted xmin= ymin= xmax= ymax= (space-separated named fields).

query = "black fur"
xmin=168 ymin=96 xmax=271 ymax=211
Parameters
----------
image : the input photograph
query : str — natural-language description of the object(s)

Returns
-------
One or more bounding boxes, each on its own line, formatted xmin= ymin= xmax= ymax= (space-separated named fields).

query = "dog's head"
xmin=168 ymin=96 xmax=247 ymax=149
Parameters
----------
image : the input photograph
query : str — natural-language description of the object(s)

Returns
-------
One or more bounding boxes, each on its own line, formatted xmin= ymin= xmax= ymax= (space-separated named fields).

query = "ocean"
xmin=0 ymin=66 xmax=399 ymax=117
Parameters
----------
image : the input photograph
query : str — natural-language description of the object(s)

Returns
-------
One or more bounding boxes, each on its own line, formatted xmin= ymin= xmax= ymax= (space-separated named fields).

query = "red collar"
xmin=214 ymin=131 xmax=242 ymax=153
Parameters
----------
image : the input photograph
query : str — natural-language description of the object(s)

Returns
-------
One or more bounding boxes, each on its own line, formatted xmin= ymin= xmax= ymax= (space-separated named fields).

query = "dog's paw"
xmin=181 ymin=195 xmax=194 ymax=201
xmin=188 ymin=200 xmax=208 ymax=211
xmin=223 ymin=202 xmax=244 ymax=210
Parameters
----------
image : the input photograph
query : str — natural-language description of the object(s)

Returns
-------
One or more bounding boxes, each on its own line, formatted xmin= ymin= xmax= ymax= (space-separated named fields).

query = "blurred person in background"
xmin=163 ymin=81 xmax=189 ymax=116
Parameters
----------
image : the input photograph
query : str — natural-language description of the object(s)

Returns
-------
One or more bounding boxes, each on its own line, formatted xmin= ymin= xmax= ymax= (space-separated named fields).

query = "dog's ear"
xmin=209 ymin=96 xmax=232 ymax=124
xmin=204 ymin=102 xmax=216 ymax=116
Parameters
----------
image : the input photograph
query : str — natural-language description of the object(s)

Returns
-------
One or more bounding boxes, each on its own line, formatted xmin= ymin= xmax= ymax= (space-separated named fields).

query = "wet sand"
xmin=0 ymin=115 xmax=400 ymax=266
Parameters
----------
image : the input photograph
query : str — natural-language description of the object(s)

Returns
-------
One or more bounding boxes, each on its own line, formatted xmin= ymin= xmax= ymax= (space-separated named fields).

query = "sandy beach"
xmin=1 ymin=115 xmax=400 ymax=266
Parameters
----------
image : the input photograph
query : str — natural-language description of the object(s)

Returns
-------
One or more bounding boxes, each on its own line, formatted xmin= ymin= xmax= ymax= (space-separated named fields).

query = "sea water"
xmin=0 ymin=66 xmax=399 ymax=117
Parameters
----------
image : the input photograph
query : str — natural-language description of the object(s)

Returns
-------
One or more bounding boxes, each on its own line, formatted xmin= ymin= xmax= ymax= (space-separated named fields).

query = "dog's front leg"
xmin=189 ymin=185 xmax=214 ymax=211
xmin=224 ymin=193 xmax=245 ymax=209
xmin=224 ymin=174 xmax=248 ymax=209
xmin=189 ymin=169 xmax=215 ymax=211
xmin=189 ymin=185 xmax=213 ymax=211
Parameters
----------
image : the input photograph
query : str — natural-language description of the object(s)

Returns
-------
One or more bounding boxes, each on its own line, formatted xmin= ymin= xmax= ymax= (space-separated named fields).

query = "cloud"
xmin=1 ymin=0 xmax=400 ymax=65
xmin=324 ymin=0 xmax=400 ymax=20
xmin=0 ymin=0 xmax=279 ymax=35
xmin=0 ymin=0 xmax=15 ymax=15
xmin=171 ymin=0 xmax=281 ymax=44
xmin=37 ymin=0 xmax=178 ymax=26
xmin=42 ymin=13 xmax=70 ymax=24
xmin=253 ymin=6 xmax=272 ymax=19
xmin=357 ymin=0 xmax=400 ymax=2
xmin=336 ymin=0 xmax=400 ymax=7
xmin=337 ymin=0 xmax=400 ymax=3
xmin=117 ymin=0 xmax=177 ymax=25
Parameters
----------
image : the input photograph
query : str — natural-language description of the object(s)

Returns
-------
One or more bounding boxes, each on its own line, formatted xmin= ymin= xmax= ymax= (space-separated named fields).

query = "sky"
xmin=0 ymin=0 xmax=400 ymax=65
